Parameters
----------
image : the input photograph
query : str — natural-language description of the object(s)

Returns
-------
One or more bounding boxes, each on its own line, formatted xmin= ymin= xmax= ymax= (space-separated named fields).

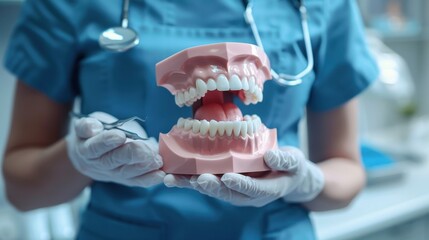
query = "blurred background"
xmin=1 ymin=0 xmax=429 ymax=239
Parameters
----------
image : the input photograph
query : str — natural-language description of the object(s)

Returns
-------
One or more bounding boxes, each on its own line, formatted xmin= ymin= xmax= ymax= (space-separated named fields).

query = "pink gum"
xmin=156 ymin=42 xmax=271 ymax=94
xmin=159 ymin=127 xmax=278 ymax=174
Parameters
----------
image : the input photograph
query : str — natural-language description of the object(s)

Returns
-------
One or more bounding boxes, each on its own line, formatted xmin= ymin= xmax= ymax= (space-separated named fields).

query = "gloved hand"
xmin=164 ymin=147 xmax=324 ymax=207
xmin=66 ymin=112 xmax=165 ymax=187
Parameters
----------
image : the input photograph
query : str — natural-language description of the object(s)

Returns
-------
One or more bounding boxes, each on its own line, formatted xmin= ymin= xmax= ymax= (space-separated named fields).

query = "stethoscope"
xmin=99 ymin=0 xmax=314 ymax=87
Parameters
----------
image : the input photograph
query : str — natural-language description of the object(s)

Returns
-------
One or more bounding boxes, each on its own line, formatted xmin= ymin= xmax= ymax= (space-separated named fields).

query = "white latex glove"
xmin=164 ymin=147 xmax=324 ymax=207
xmin=66 ymin=112 xmax=165 ymax=187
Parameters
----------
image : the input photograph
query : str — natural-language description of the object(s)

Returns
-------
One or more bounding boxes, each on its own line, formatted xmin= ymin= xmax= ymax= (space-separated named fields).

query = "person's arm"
xmin=3 ymin=81 xmax=91 ymax=211
xmin=303 ymin=99 xmax=365 ymax=211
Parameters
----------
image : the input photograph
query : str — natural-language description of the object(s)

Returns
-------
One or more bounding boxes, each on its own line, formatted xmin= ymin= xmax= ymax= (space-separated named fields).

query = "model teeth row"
xmin=176 ymin=115 xmax=262 ymax=138
xmin=175 ymin=74 xmax=263 ymax=107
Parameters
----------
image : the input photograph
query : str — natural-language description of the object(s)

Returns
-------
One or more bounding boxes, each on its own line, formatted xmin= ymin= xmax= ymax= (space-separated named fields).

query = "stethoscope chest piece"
xmin=99 ymin=27 xmax=139 ymax=52
xmin=99 ymin=0 xmax=139 ymax=52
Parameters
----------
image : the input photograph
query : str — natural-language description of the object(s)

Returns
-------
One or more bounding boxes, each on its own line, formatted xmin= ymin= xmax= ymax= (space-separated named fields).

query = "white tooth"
xmin=229 ymin=74 xmax=242 ymax=90
xmin=225 ymin=122 xmax=234 ymax=136
xmin=175 ymin=95 xmax=182 ymax=107
xmin=217 ymin=122 xmax=225 ymax=136
xmin=187 ymin=100 xmax=193 ymax=106
xmin=196 ymin=79 xmax=207 ymax=96
xmin=207 ymin=78 xmax=217 ymax=91
xmin=184 ymin=119 xmax=193 ymax=131
xmin=243 ymin=97 xmax=251 ymax=106
xmin=242 ymin=77 xmax=249 ymax=91
xmin=200 ymin=120 xmax=209 ymax=135
xmin=208 ymin=120 xmax=218 ymax=137
xmin=253 ymin=118 xmax=261 ymax=131
xmin=184 ymin=90 xmax=190 ymax=103
xmin=249 ymin=76 xmax=256 ymax=93
xmin=216 ymin=74 xmax=230 ymax=91
xmin=252 ymin=90 xmax=259 ymax=104
xmin=247 ymin=120 xmax=254 ymax=135
xmin=185 ymin=88 xmax=197 ymax=106
xmin=244 ymin=92 xmax=250 ymax=104
xmin=240 ymin=122 xmax=247 ymax=138
xmin=244 ymin=115 xmax=252 ymax=121
xmin=253 ymin=120 xmax=259 ymax=132
xmin=248 ymin=62 xmax=257 ymax=75
xmin=257 ymin=117 xmax=262 ymax=126
xmin=257 ymin=88 xmax=263 ymax=102
xmin=233 ymin=121 xmax=241 ymax=137
xmin=192 ymin=120 xmax=201 ymax=134
xmin=251 ymin=115 xmax=257 ymax=122
xmin=253 ymin=88 xmax=259 ymax=101
xmin=245 ymin=91 xmax=257 ymax=105
xmin=189 ymin=87 xmax=197 ymax=99
xmin=178 ymin=92 xmax=185 ymax=105
xmin=177 ymin=118 xmax=185 ymax=128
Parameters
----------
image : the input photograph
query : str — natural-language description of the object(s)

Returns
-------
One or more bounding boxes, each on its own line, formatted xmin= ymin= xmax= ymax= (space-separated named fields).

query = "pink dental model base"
xmin=156 ymin=42 xmax=278 ymax=174
xmin=159 ymin=127 xmax=277 ymax=174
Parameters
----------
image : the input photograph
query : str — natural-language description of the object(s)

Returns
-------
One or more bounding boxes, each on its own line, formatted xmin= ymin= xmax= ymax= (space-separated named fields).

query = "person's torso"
xmin=74 ymin=0 xmax=325 ymax=239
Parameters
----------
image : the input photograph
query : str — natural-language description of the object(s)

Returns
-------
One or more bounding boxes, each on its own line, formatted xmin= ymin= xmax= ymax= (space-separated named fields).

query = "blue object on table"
xmin=361 ymin=143 xmax=395 ymax=170
xmin=361 ymin=143 xmax=405 ymax=185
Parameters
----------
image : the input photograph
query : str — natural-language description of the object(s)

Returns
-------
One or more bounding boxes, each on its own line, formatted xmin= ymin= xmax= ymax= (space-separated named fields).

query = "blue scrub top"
xmin=5 ymin=0 xmax=378 ymax=239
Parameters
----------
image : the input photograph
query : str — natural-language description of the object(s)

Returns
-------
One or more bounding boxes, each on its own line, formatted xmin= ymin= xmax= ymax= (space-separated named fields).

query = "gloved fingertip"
xmin=163 ymin=174 xmax=176 ymax=187
xmin=220 ymin=173 xmax=233 ymax=182
xmin=197 ymin=181 xmax=208 ymax=189
xmin=220 ymin=174 xmax=242 ymax=190
xmin=86 ymin=118 xmax=104 ymax=133
xmin=263 ymin=150 xmax=277 ymax=163
xmin=196 ymin=174 xmax=213 ymax=188
xmin=75 ymin=118 xmax=104 ymax=138
xmin=105 ymin=130 xmax=127 ymax=147
xmin=198 ymin=173 xmax=216 ymax=181
xmin=221 ymin=173 xmax=243 ymax=184
xmin=264 ymin=150 xmax=288 ymax=170
xmin=147 ymin=177 xmax=164 ymax=187
xmin=189 ymin=175 xmax=199 ymax=188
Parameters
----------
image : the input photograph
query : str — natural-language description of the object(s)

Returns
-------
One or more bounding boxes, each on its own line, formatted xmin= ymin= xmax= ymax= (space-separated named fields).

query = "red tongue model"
xmin=194 ymin=91 xmax=243 ymax=121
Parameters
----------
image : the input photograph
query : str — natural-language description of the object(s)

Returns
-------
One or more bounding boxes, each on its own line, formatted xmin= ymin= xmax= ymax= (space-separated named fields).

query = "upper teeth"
xmin=175 ymin=115 xmax=262 ymax=138
xmin=174 ymin=74 xmax=263 ymax=107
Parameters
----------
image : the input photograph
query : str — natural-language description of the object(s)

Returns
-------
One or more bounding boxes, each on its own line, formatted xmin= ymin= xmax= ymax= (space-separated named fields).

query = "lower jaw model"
xmin=156 ymin=42 xmax=278 ymax=174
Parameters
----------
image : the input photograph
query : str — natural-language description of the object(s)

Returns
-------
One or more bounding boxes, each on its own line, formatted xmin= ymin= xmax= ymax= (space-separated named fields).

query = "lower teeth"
xmin=175 ymin=115 xmax=261 ymax=137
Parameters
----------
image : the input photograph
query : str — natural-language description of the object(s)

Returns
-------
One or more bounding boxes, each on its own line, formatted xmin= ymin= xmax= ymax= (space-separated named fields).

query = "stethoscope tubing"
xmin=102 ymin=0 xmax=314 ymax=87
xmin=244 ymin=0 xmax=314 ymax=86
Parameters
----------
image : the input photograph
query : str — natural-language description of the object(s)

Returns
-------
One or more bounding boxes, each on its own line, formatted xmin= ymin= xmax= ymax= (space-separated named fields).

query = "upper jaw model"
xmin=156 ymin=42 xmax=278 ymax=174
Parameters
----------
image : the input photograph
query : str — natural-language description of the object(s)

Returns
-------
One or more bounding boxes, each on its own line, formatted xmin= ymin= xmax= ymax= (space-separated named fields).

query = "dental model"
xmin=156 ymin=42 xmax=278 ymax=174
